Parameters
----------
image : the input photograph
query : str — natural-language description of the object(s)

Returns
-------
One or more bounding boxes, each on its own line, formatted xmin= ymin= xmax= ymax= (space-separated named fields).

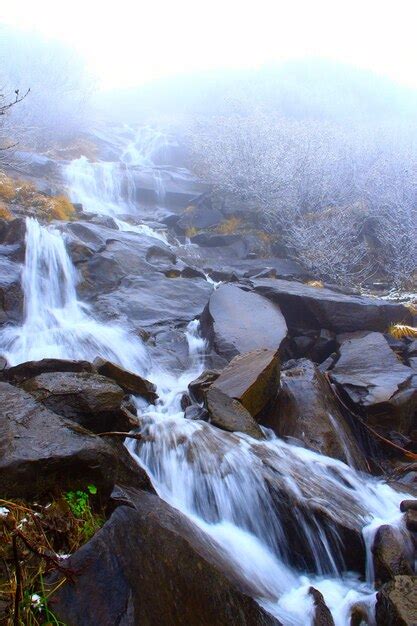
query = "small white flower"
xmin=0 ymin=507 xmax=9 ymax=517
xmin=31 ymin=594 xmax=42 ymax=608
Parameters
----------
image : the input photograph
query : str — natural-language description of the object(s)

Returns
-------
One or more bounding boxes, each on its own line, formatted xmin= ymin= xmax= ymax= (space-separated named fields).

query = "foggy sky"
xmin=1 ymin=0 xmax=417 ymax=90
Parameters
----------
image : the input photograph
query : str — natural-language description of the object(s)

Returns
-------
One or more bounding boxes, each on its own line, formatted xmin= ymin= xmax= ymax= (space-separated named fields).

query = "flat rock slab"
xmin=331 ymin=332 xmax=413 ymax=406
xmin=205 ymin=386 xmax=265 ymax=439
xmin=51 ymin=489 xmax=279 ymax=626
xmin=213 ymin=349 xmax=279 ymax=417
xmin=201 ymin=284 xmax=287 ymax=361
xmin=94 ymin=358 xmax=157 ymax=402
xmin=5 ymin=358 xmax=93 ymax=383
xmin=252 ymin=279 xmax=412 ymax=333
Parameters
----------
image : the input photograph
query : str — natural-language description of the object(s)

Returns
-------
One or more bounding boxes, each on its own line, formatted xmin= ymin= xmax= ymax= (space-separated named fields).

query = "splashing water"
xmin=2 ymin=214 xmax=413 ymax=624
xmin=0 ymin=218 xmax=148 ymax=372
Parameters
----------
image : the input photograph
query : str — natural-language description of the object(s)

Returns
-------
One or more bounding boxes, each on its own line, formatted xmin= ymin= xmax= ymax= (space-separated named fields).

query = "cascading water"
xmin=0 ymin=218 xmax=148 ymax=373
xmin=3 ymin=185 xmax=413 ymax=624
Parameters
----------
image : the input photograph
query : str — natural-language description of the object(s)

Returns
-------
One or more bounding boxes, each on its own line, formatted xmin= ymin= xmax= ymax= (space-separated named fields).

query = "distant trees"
xmin=188 ymin=111 xmax=417 ymax=291
xmin=0 ymin=26 xmax=92 ymax=151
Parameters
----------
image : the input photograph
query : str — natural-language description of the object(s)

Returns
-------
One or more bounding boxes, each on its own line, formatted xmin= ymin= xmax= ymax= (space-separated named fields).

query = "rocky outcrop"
xmin=20 ymin=371 xmax=136 ymax=433
xmin=188 ymin=369 xmax=220 ymax=403
xmin=212 ymin=349 xmax=279 ymax=417
xmin=330 ymin=332 xmax=416 ymax=438
xmin=260 ymin=359 xmax=366 ymax=467
xmin=201 ymin=284 xmax=287 ymax=361
xmin=205 ymin=387 xmax=265 ymax=439
xmin=51 ymin=489 xmax=279 ymax=626
xmin=372 ymin=525 xmax=414 ymax=586
xmin=94 ymin=357 xmax=157 ymax=402
xmin=376 ymin=575 xmax=417 ymax=625
xmin=252 ymin=279 xmax=412 ymax=333
xmin=0 ymin=382 xmax=119 ymax=498
xmin=309 ymin=587 xmax=335 ymax=626
xmin=4 ymin=358 xmax=93 ymax=383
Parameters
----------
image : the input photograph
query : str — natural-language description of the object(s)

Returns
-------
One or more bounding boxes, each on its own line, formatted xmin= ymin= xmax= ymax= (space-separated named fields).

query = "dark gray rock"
xmin=201 ymin=284 xmax=287 ymax=361
xmin=252 ymin=279 xmax=412 ymax=333
xmin=51 ymin=489 xmax=279 ymax=626
xmin=205 ymin=387 xmax=265 ymax=439
xmin=94 ymin=358 xmax=157 ymax=403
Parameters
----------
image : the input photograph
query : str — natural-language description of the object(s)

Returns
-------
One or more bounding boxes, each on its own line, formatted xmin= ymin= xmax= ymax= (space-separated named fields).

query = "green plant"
xmin=64 ymin=485 xmax=102 ymax=541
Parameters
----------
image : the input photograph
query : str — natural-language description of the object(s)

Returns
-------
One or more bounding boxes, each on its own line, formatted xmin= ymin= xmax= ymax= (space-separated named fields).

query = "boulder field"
xmin=0 ymin=206 xmax=416 ymax=626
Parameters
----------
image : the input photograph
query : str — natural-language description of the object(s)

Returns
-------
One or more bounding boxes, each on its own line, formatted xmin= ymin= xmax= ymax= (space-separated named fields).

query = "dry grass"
xmin=306 ymin=280 xmax=324 ymax=288
xmin=388 ymin=324 xmax=417 ymax=339
xmin=0 ymin=171 xmax=75 ymax=222
xmin=0 ymin=202 xmax=13 ymax=221
xmin=404 ymin=302 xmax=417 ymax=316
xmin=0 ymin=493 xmax=104 ymax=625
xmin=216 ymin=217 xmax=242 ymax=234
xmin=185 ymin=226 xmax=198 ymax=238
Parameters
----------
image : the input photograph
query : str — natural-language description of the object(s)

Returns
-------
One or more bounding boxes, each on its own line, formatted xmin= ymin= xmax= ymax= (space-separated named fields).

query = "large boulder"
xmin=177 ymin=205 xmax=223 ymax=231
xmin=201 ymin=284 xmax=287 ymax=361
xmin=51 ymin=489 xmax=279 ymax=626
xmin=20 ymin=371 xmax=136 ymax=433
xmin=331 ymin=332 xmax=413 ymax=406
xmin=260 ymin=359 xmax=365 ymax=468
xmin=205 ymin=387 xmax=265 ymax=440
xmin=252 ymin=279 xmax=412 ymax=333
xmin=212 ymin=349 xmax=280 ymax=417
xmin=94 ymin=358 xmax=157 ymax=403
xmin=0 ymin=382 xmax=119 ymax=498
xmin=4 ymin=358 xmax=93 ymax=384
xmin=372 ymin=525 xmax=414 ymax=586
xmin=375 ymin=576 xmax=417 ymax=625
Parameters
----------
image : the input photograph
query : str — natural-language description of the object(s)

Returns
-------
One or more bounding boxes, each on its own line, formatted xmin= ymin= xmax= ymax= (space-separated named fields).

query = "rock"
xmin=372 ymin=525 xmax=413 ymax=586
xmin=400 ymin=500 xmax=417 ymax=512
xmin=212 ymin=349 xmax=279 ymax=417
xmin=0 ymin=255 xmax=24 ymax=323
xmin=188 ymin=369 xmax=220 ymax=403
xmin=405 ymin=510 xmax=417 ymax=532
xmin=20 ymin=371 xmax=134 ymax=434
xmin=94 ymin=358 xmax=157 ymax=403
xmin=261 ymin=359 xmax=365 ymax=467
xmin=145 ymin=244 xmax=176 ymax=265
xmin=177 ymin=206 xmax=223 ymax=231
xmin=330 ymin=332 xmax=416 ymax=438
xmin=331 ymin=332 xmax=413 ymax=406
xmin=252 ymin=279 xmax=412 ymax=333
xmin=310 ymin=329 xmax=338 ymax=363
xmin=205 ymin=387 xmax=265 ymax=439
xmin=0 ymin=381 xmax=119 ymax=498
xmin=201 ymin=284 xmax=287 ymax=361
xmin=184 ymin=405 xmax=209 ymax=421
xmin=375 ymin=576 xmax=417 ymax=625
xmin=309 ymin=587 xmax=335 ymax=626
xmin=191 ymin=233 xmax=242 ymax=247
xmin=51 ymin=490 xmax=279 ymax=626
xmin=5 ymin=358 xmax=93 ymax=383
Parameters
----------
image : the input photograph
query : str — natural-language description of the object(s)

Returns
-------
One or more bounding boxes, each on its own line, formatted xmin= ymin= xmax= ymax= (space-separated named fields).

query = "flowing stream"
xmin=0 ymin=129 xmax=413 ymax=625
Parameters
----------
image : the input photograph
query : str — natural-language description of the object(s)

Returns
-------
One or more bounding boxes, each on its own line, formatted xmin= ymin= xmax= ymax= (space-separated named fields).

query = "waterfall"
xmin=0 ymin=218 xmax=148 ymax=373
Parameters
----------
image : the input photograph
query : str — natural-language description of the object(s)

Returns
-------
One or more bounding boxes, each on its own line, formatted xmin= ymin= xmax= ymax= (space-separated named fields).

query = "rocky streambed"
xmin=0 ymin=130 xmax=416 ymax=625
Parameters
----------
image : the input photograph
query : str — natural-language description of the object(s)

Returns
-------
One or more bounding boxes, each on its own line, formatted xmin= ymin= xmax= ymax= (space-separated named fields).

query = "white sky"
xmin=2 ymin=0 xmax=417 ymax=90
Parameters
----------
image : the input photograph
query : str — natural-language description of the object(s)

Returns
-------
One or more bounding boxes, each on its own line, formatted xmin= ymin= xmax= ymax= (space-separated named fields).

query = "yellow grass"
xmin=388 ymin=324 xmax=417 ymax=339
xmin=0 ymin=202 xmax=13 ymax=220
xmin=306 ymin=280 xmax=324 ymax=288
xmin=216 ymin=217 xmax=242 ymax=234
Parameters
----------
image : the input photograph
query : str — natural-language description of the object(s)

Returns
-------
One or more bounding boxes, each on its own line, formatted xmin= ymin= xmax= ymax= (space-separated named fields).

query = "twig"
xmin=13 ymin=529 xmax=77 ymax=582
xmin=12 ymin=535 xmax=21 ymax=626
xmin=98 ymin=431 xmax=143 ymax=441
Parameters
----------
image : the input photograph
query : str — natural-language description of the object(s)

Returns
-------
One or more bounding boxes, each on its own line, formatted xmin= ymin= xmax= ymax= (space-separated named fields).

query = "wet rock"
xmin=400 ymin=500 xmax=417 ymax=512
xmin=51 ymin=489 xmax=279 ymax=626
xmin=201 ymin=284 xmax=287 ymax=361
xmin=331 ymin=332 xmax=413 ymax=406
xmin=405 ymin=510 xmax=417 ymax=532
xmin=177 ymin=205 xmax=223 ymax=231
xmin=184 ymin=405 xmax=209 ymax=421
xmin=212 ymin=349 xmax=280 ymax=417
xmin=20 ymin=371 xmax=136 ymax=434
xmin=309 ymin=587 xmax=335 ymax=626
xmin=189 ymin=369 xmax=221 ymax=403
xmin=375 ymin=575 xmax=417 ymax=625
xmin=261 ymin=359 xmax=365 ymax=467
xmin=191 ymin=233 xmax=241 ymax=247
xmin=145 ymin=244 xmax=176 ymax=265
xmin=372 ymin=525 xmax=414 ymax=586
xmin=0 ymin=381 xmax=119 ymax=498
xmin=94 ymin=358 xmax=157 ymax=403
xmin=252 ymin=279 xmax=412 ymax=333
xmin=205 ymin=387 xmax=265 ymax=440
xmin=5 ymin=358 xmax=93 ymax=383
xmin=0 ymin=255 xmax=24 ymax=323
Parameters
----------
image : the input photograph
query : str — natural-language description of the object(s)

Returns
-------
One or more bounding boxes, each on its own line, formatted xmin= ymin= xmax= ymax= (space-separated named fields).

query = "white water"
xmin=64 ymin=125 xmax=172 ymax=216
xmin=1 ymin=125 xmax=413 ymax=625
